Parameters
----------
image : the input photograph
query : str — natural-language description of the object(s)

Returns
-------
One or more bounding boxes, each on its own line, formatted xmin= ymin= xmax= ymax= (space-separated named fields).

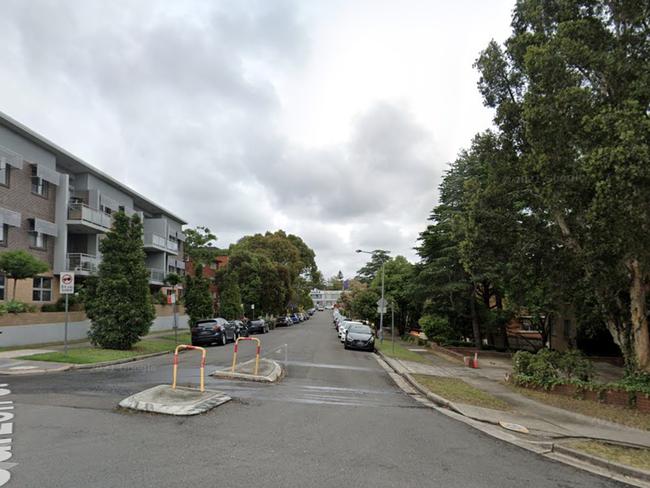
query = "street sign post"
xmin=60 ymin=272 xmax=75 ymax=355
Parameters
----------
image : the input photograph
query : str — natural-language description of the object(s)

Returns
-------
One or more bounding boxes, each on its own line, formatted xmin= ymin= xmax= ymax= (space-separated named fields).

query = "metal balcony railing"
xmin=66 ymin=253 xmax=101 ymax=274
xmin=148 ymin=268 xmax=165 ymax=283
xmin=68 ymin=203 xmax=112 ymax=229
xmin=143 ymin=233 xmax=167 ymax=249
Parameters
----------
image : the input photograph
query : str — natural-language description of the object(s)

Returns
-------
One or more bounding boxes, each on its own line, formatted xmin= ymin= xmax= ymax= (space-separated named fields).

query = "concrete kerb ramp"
xmin=119 ymin=384 xmax=231 ymax=416
xmin=119 ymin=344 xmax=231 ymax=416
xmin=211 ymin=336 xmax=284 ymax=383
xmin=211 ymin=357 xmax=284 ymax=383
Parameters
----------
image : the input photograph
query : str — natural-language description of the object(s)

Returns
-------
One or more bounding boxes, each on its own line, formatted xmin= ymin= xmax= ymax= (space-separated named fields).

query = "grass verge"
xmin=376 ymin=340 xmax=428 ymax=363
xmin=17 ymin=338 xmax=177 ymax=364
xmin=158 ymin=332 xmax=191 ymax=343
xmin=509 ymin=385 xmax=650 ymax=431
xmin=566 ymin=441 xmax=650 ymax=472
xmin=413 ymin=374 xmax=511 ymax=410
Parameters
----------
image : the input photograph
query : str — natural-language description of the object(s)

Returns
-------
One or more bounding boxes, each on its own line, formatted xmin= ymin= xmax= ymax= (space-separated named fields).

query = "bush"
xmin=40 ymin=295 xmax=84 ymax=312
xmin=512 ymin=348 xmax=594 ymax=388
xmin=5 ymin=300 xmax=35 ymax=314
xmin=0 ymin=304 xmax=6 ymax=316
xmin=419 ymin=314 xmax=455 ymax=342
xmin=153 ymin=290 xmax=168 ymax=306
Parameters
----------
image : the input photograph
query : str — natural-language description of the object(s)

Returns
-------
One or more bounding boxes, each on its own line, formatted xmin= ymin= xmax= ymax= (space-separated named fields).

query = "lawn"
xmin=17 ymin=338 xmax=177 ymax=364
xmin=376 ymin=340 xmax=428 ymax=363
xmin=158 ymin=332 xmax=191 ymax=343
xmin=510 ymin=385 xmax=650 ymax=431
xmin=413 ymin=374 xmax=512 ymax=411
xmin=566 ymin=441 xmax=650 ymax=471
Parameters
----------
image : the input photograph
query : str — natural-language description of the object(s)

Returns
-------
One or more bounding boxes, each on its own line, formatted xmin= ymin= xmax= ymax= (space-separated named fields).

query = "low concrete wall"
xmin=0 ymin=314 xmax=189 ymax=347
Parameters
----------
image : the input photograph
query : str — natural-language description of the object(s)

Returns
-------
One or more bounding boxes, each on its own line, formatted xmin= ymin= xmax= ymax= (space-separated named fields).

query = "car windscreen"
xmin=195 ymin=320 xmax=216 ymax=327
xmin=348 ymin=325 xmax=372 ymax=334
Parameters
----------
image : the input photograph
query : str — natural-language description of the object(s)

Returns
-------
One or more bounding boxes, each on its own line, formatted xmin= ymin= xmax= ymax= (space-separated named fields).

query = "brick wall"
xmin=0 ymin=161 xmax=58 ymax=304
xmin=0 ymin=162 xmax=57 ymax=266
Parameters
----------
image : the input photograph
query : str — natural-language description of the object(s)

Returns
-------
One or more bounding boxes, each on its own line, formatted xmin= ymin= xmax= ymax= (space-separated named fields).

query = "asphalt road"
xmin=7 ymin=312 xmax=625 ymax=487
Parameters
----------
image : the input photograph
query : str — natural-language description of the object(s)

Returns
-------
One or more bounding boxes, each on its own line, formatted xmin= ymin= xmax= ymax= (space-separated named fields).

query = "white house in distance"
xmin=310 ymin=289 xmax=343 ymax=309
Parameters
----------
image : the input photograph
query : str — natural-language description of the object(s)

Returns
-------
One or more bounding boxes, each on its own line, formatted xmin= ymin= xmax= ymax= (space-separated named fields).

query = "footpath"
xmin=376 ymin=340 xmax=650 ymax=487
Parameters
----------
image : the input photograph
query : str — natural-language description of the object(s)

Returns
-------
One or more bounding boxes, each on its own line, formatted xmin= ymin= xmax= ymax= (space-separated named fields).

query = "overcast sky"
xmin=0 ymin=0 xmax=513 ymax=279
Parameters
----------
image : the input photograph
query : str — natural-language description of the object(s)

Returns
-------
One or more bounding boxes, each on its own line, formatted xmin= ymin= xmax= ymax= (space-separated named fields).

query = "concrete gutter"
xmin=375 ymin=350 xmax=650 ymax=488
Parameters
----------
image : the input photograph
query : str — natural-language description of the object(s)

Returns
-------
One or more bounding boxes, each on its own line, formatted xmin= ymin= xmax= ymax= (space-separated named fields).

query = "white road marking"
xmin=0 ymin=384 xmax=14 ymax=485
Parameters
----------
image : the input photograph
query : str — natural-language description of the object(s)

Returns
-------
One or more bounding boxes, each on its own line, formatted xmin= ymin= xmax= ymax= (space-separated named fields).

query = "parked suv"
xmin=191 ymin=318 xmax=237 ymax=346
xmin=247 ymin=319 xmax=269 ymax=334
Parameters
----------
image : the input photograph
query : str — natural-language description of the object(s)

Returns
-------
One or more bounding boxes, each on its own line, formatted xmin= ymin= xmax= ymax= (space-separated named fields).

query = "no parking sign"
xmin=60 ymin=272 xmax=75 ymax=294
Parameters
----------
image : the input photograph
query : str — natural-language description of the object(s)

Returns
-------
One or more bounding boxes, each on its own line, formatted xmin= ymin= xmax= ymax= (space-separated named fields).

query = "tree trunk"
xmin=12 ymin=278 xmax=17 ymax=301
xmin=469 ymin=283 xmax=481 ymax=349
xmin=629 ymin=259 xmax=650 ymax=372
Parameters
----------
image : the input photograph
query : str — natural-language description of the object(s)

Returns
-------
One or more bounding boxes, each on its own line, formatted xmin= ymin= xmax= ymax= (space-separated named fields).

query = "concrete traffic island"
xmin=119 ymin=384 xmax=231 ymax=416
xmin=211 ymin=358 xmax=283 ymax=383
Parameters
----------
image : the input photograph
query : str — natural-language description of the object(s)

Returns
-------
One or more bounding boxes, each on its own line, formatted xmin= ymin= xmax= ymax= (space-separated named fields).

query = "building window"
xmin=0 ymin=274 xmax=5 ymax=300
xmin=33 ymin=277 xmax=52 ymax=302
xmin=0 ymin=224 xmax=7 ymax=247
xmin=0 ymin=162 xmax=10 ymax=187
xmin=31 ymin=166 xmax=49 ymax=197
xmin=30 ymin=232 xmax=47 ymax=250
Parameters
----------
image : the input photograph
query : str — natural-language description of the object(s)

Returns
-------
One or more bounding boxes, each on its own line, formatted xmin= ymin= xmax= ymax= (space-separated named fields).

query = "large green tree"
xmin=475 ymin=0 xmax=650 ymax=371
xmin=86 ymin=212 xmax=154 ymax=349
xmin=218 ymin=271 xmax=243 ymax=320
xmin=184 ymin=264 xmax=213 ymax=326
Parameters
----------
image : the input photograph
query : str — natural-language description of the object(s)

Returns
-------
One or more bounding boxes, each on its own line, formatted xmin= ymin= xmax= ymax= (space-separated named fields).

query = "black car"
xmin=191 ymin=318 xmax=237 ymax=346
xmin=230 ymin=320 xmax=248 ymax=337
xmin=344 ymin=324 xmax=375 ymax=351
xmin=247 ymin=319 xmax=269 ymax=334
xmin=275 ymin=316 xmax=292 ymax=327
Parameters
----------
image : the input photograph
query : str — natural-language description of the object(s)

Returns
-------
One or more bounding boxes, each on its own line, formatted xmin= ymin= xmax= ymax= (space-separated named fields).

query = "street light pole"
xmin=379 ymin=260 xmax=385 ymax=342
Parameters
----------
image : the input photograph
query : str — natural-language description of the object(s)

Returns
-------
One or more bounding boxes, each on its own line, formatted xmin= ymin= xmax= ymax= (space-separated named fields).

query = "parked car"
xmin=191 ymin=318 xmax=237 ymax=346
xmin=247 ymin=319 xmax=269 ymax=334
xmin=338 ymin=320 xmax=362 ymax=342
xmin=307 ymin=308 xmax=315 ymax=316
xmin=290 ymin=313 xmax=301 ymax=324
xmin=317 ymin=306 xmax=324 ymax=311
xmin=230 ymin=319 xmax=248 ymax=337
xmin=344 ymin=323 xmax=375 ymax=351
xmin=275 ymin=316 xmax=292 ymax=327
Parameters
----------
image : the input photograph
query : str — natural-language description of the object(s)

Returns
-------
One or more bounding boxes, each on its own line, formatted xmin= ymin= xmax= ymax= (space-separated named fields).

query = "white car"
xmin=339 ymin=321 xmax=363 ymax=342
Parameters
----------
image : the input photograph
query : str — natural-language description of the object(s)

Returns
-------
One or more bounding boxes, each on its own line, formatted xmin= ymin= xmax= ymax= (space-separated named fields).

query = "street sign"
xmin=60 ymin=272 xmax=75 ymax=294
xmin=377 ymin=306 xmax=387 ymax=314
xmin=376 ymin=298 xmax=387 ymax=308
xmin=251 ymin=304 xmax=255 ymax=310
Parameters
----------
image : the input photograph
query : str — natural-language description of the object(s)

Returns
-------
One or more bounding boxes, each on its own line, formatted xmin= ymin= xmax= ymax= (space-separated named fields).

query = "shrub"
xmin=512 ymin=348 xmax=594 ymax=389
xmin=153 ymin=290 xmax=168 ymax=306
xmin=419 ymin=314 xmax=455 ymax=342
xmin=41 ymin=303 xmax=59 ymax=312
xmin=0 ymin=304 xmax=6 ymax=316
xmin=5 ymin=300 xmax=35 ymax=314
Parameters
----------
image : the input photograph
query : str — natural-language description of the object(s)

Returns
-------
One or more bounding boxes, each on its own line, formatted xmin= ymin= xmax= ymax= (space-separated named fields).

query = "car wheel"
xmin=344 ymin=344 xmax=349 ymax=350
xmin=221 ymin=334 xmax=227 ymax=346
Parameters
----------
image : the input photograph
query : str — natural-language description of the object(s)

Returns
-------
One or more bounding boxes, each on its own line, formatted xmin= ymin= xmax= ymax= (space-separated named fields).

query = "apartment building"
xmin=0 ymin=111 xmax=186 ymax=305
xmin=309 ymin=289 xmax=343 ymax=309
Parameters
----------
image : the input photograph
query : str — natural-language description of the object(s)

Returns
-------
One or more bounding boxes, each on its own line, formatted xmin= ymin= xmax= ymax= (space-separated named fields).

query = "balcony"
xmin=143 ymin=233 xmax=178 ymax=254
xmin=67 ymin=203 xmax=113 ymax=233
xmin=148 ymin=268 xmax=165 ymax=284
xmin=143 ymin=233 xmax=167 ymax=251
xmin=66 ymin=253 xmax=100 ymax=275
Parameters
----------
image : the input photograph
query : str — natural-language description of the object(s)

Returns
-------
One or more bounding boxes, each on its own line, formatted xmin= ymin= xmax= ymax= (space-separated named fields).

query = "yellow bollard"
xmin=172 ymin=345 xmax=207 ymax=392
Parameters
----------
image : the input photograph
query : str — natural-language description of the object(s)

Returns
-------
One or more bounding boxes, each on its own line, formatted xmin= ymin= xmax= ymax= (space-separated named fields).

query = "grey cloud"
xmin=0 ymin=0 xmax=442 ymax=279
